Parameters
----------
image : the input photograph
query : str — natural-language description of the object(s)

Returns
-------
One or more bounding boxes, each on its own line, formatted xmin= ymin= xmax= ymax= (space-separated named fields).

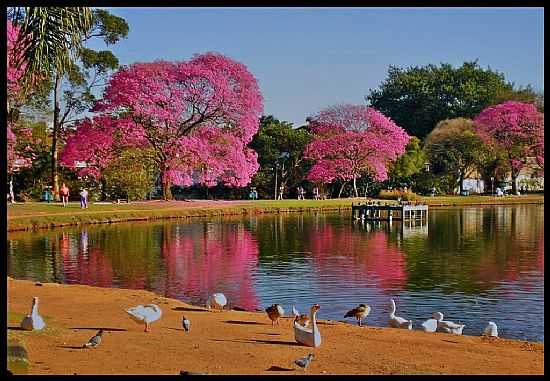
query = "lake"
xmin=7 ymin=204 xmax=544 ymax=342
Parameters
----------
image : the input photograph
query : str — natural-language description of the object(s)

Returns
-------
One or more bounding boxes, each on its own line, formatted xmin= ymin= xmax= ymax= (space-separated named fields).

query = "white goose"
xmin=20 ymin=296 xmax=45 ymax=331
xmin=126 ymin=304 xmax=162 ymax=332
xmin=434 ymin=312 xmax=465 ymax=335
xmin=206 ymin=293 xmax=227 ymax=310
xmin=388 ymin=299 xmax=412 ymax=330
xmin=483 ymin=321 xmax=498 ymax=337
xmin=294 ymin=304 xmax=321 ymax=348
xmin=421 ymin=312 xmax=440 ymax=333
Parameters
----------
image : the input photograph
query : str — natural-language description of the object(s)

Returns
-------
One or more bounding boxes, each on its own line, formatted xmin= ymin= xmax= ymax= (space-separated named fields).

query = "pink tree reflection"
xmin=159 ymin=224 xmax=260 ymax=310
xmin=306 ymin=224 xmax=407 ymax=292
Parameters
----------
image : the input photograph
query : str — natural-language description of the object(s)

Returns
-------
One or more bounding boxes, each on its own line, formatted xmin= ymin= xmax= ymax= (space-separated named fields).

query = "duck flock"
xmin=18 ymin=294 xmax=499 ymax=354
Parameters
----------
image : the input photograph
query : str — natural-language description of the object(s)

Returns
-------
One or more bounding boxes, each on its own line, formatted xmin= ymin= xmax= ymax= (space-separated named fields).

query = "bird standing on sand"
xmin=483 ymin=321 xmax=498 ymax=337
xmin=206 ymin=293 xmax=227 ymax=310
xmin=294 ymin=353 xmax=315 ymax=369
xmin=265 ymin=304 xmax=285 ymax=325
xmin=433 ymin=312 xmax=465 ymax=335
xmin=126 ymin=304 xmax=162 ymax=332
xmin=344 ymin=304 xmax=371 ymax=327
xmin=83 ymin=329 xmax=103 ymax=348
xmin=388 ymin=299 xmax=413 ymax=330
xmin=20 ymin=296 xmax=45 ymax=331
xmin=182 ymin=316 xmax=190 ymax=332
xmin=292 ymin=306 xmax=310 ymax=327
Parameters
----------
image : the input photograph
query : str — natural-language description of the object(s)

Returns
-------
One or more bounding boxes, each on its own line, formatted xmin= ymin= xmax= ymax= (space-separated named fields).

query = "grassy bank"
xmin=7 ymin=194 xmax=544 ymax=232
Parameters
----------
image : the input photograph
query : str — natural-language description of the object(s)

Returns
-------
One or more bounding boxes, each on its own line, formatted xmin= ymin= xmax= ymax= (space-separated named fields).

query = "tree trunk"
xmin=511 ymin=170 xmax=519 ymax=195
xmin=51 ymin=72 xmax=62 ymax=201
xmin=459 ymin=171 xmax=465 ymax=194
xmin=353 ymin=176 xmax=358 ymax=198
xmin=338 ymin=182 xmax=347 ymax=198
xmin=161 ymin=168 xmax=172 ymax=200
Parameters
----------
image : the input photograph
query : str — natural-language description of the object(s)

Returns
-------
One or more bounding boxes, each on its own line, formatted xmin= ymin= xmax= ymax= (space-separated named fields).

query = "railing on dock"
xmin=351 ymin=202 xmax=428 ymax=221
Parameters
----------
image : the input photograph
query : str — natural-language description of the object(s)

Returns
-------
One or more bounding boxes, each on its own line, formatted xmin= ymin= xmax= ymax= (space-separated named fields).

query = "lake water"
xmin=7 ymin=205 xmax=544 ymax=342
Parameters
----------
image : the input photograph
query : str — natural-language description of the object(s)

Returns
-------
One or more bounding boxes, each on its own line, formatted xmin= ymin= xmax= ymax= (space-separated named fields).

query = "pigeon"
xmin=83 ymin=329 xmax=103 ymax=348
xmin=182 ymin=316 xmax=190 ymax=332
xmin=294 ymin=353 xmax=315 ymax=369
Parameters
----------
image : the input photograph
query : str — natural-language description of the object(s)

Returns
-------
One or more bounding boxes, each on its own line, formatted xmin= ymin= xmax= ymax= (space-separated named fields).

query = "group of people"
xmin=41 ymin=183 xmax=89 ymax=208
xmin=279 ymin=186 xmax=321 ymax=200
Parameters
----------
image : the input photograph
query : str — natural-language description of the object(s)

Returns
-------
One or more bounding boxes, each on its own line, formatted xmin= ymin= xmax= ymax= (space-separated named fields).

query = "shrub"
xmin=378 ymin=189 xmax=420 ymax=201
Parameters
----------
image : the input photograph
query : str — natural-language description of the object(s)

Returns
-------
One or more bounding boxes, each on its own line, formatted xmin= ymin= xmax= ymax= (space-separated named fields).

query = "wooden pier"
xmin=351 ymin=202 xmax=428 ymax=221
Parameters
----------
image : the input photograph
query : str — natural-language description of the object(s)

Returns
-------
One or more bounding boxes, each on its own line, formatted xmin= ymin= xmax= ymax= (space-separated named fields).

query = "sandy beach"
xmin=6 ymin=277 xmax=544 ymax=375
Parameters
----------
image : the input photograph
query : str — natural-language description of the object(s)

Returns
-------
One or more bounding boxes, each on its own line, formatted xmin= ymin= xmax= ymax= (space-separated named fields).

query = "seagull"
xmin=182 ymin=316 xmax=190 ymax=332
xmin=344 ymin=304 xmax=371 ymax=327
xmin=83 ymin=329 xmax=103 ymax=348
xmin=294 ymin=353 xmax=315 ymax=369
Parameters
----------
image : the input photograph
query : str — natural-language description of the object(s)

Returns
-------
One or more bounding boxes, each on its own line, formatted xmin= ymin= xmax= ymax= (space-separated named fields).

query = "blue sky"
xmin=90 ymin=7 xmax=544 ymax=126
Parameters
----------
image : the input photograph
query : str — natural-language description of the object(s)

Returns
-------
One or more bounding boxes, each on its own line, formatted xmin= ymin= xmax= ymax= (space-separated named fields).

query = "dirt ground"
xmin=6 ymin=278 xmax=544 ymax=375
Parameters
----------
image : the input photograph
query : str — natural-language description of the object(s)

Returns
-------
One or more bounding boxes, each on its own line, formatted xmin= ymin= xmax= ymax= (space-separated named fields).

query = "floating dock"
xmin=351 ymin=203 xmax=428 ymax=221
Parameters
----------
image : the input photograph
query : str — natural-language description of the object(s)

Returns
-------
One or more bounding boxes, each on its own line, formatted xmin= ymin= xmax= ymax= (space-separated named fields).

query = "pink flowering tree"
xmin=474 ymin=101 xmax=544 ymax=194
xmin=304 ymin=104 xmax=410 ymax=197
xmin=62 ymin=52 xmax=263 ymax=199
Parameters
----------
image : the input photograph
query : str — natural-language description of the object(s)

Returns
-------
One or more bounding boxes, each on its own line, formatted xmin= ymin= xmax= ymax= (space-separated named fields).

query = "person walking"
xmin=296 ymin=186 xmax=303 ymax=200
xmin=79 ymin=188 xmax=89 ymax=209
xmin=313 ymin=187 xmax=319 ymax=200
xmin=9 ymin=179 xmax=15 ymax=203
xmin=278 ymin=185 xmax=284 ymax=200
xmin=60 ymin=183 xmax=70 ymax=207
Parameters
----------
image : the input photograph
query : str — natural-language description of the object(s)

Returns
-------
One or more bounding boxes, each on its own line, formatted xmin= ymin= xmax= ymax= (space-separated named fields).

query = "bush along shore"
xmin=7 ymin=194 xmax=544 ymax=232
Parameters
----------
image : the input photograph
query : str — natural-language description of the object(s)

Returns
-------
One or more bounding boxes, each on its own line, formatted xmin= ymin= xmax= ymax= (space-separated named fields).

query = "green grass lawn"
xmin=7 ymin=194 xmax=544 ymax=232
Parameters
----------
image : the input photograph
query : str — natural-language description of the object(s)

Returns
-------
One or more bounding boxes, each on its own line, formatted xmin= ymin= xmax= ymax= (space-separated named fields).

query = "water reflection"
xmin=7 ymin=205 xmax=544 ymax=341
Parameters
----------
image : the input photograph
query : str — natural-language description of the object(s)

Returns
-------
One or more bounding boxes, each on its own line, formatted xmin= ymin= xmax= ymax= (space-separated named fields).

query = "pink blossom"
xmin=305 ymin=104 xmax=410 ymax=185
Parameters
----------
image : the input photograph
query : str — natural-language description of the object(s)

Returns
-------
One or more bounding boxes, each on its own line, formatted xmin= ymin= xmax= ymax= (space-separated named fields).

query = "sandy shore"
xmin=6 ymin=278 xmax=544 ymax=375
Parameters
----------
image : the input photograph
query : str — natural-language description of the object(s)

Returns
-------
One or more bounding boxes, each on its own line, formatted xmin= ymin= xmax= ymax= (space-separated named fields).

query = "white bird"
xmin=206 ymin=293 xmax=227 ymax=310
xmin=421 ymin=313 xmax=439 ymax=333
xmin=483 ymin=321 xmax=498 ymax=337
xmin=388 ymin=299 xmax=413 ymax=330
xmin=434 ymin=312 xmax=465 ymax=335
xmin=20 ymin=296 xmax=45 ymax=331
xmin=126 ymin=304 xmax=162 ymax=332
xmin=292 ymin=305 xmax=310 ymax=328
xmin=294 ymin=304 xmax=321 ymax=348
xmin=182 ymin=316 xmax=190 ymax=332
xmin=83 ymin=329 xmax=103 ymax=348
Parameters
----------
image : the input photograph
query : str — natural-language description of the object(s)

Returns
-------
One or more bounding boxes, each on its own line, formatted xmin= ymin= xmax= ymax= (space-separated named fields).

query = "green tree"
xmin=366 ymin=61 xmax=514 ymax=139
xmin=424 ymin=118 xmax=487 ymax=194
xmin=48 ymin=9 xmax=128 ymax=200
xmin=102 ymin=148 xmax=157 ymax=201
xmin=249 ymin=116 xmax=312 ymax=199
xmin=388 ymin=136 xmax=426 ymax=186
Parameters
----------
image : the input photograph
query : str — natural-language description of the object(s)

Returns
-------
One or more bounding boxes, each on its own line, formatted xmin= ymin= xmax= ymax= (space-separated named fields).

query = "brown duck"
xmin=344 ymin=304 xmax=371 ymax=326
xmin=265 ymin=304 xmax=285 ymax=325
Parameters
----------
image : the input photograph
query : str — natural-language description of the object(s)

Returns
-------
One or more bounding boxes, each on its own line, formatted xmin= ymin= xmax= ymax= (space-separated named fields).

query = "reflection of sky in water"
xmin=7 ymin=205 xmax=544 ymax=342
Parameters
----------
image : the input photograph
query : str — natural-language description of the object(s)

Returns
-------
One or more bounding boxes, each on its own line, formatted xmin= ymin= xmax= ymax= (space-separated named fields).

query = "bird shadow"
xmin=441 ymin=339 xmax=460 ymax=344
xmin=224 ymin=320 xmax=263 ymax=325
xmin=164 ymin=327 xmax=186 ymax=332
xmin=210 ymin=338 xmax=301 ymax=347
xmin=172 ymin=306 xmax=209 ymax=313
xmin=257 ymin=332 xmax=281 ymax=336
xmin=266 ymin=366 xmax=295 ymax=372
xmin=57 ymin=345 xmax=85 ymax=350
xmin=68 ymin=327 xmax=127 ymax=332
xmin=7 ymin=326 xmax=27 ymax=331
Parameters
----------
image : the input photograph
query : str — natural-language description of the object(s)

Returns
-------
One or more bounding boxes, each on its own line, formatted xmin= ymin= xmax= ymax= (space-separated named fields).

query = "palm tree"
xmin=8 ymin=7 xmax=93 ymax=91
xmin=9 ymin=7 xmax=94 ymax=200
